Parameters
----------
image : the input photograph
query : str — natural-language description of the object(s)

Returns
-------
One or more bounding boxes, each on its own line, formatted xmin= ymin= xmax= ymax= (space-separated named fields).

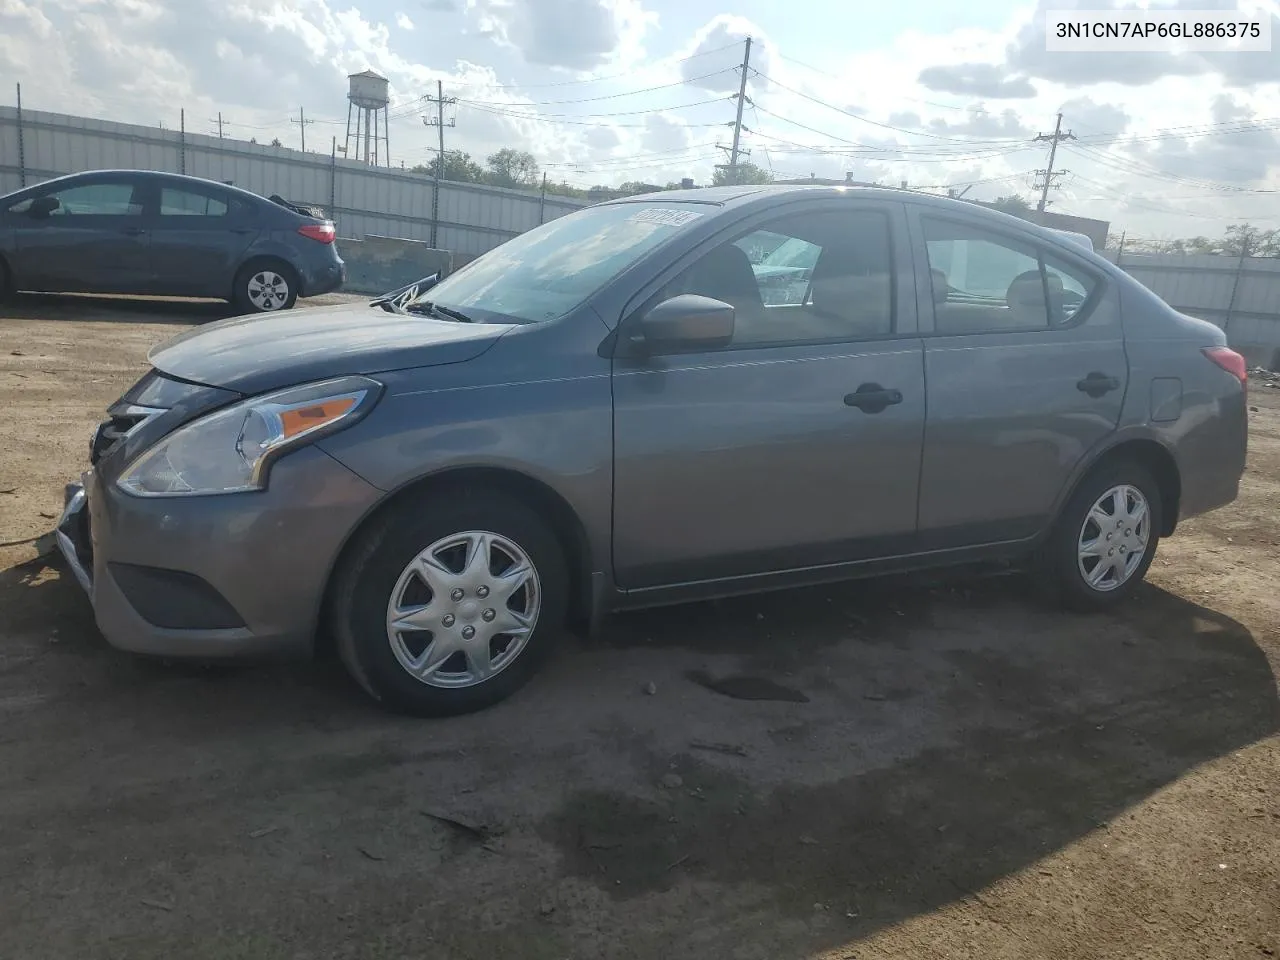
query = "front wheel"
xmin=1040 ymin=460 xmax=1163 ymax=610
xmin=234 ymin=261 xmax=298 ymax=313
xmin=330 ymin=491 xmax=568 ymax=716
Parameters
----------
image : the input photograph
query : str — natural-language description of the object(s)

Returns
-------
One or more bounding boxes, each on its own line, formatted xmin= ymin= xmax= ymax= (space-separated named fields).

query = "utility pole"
xmin=1033 ymin=112 xmax=1075 ymax=212
xmin=292 ymin=108 xmax=313 ymax=152
xmin=424 ymin=80 xmax=457 ymax=249
xmin=210 ymin=112 xmax=225 ymax=139
xmin=729 ymin=37 xmax=752 ymax=179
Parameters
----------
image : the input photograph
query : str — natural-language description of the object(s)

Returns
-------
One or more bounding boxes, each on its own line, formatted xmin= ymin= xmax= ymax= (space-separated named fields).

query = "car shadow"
xmin=2 ymin=292 xmax=239 ymax=325
xmin=543 ymin=579 xmax=1280 ymax=953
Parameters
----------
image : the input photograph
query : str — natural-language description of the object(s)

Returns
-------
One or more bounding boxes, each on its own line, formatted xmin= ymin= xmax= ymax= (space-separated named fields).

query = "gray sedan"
xmin=57 ymin=185 xmax=1249 ymax=715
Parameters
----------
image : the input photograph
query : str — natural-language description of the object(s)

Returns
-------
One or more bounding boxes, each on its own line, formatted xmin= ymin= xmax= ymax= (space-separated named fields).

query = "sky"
xmin=1 ymin=0 xmax=1278 ymax=241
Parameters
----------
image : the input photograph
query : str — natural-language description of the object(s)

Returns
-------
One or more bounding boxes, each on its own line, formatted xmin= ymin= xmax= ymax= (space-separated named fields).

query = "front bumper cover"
xmin=56 ymin=447 xmax=384 ymax=660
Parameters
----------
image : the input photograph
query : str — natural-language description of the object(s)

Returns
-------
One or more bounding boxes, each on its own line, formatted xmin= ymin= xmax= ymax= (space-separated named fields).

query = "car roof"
xmin=599 ymin=184 xmax=1105 ymax=261
xmin=5 ymin=169 xmax=272 ymax=206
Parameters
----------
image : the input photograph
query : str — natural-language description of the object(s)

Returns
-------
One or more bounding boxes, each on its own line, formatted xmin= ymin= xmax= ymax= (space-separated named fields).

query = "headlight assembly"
xmin=116 ymin=376 xmax=382 ymax=497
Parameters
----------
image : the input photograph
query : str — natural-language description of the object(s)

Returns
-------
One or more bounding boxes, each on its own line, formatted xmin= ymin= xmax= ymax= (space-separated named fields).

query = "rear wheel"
xmin=233 ymin=260 xmax=298 ymax=313
xmin=331 ymin=491 xmax=568 ymax=716
xmin=1039 ymin=460 xmax=1162 ymax=610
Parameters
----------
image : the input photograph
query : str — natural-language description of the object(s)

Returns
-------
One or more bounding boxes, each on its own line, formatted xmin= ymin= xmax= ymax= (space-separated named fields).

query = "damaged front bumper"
xmin=55 ymin=478 xmax=93 ymax=596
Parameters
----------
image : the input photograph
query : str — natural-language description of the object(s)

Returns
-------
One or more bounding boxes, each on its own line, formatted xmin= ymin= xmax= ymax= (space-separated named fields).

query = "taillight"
xmin=1202 ymin=346 xmax=1248 ymax=386
xmin=297 ymin=222 xmax=336 ymax=244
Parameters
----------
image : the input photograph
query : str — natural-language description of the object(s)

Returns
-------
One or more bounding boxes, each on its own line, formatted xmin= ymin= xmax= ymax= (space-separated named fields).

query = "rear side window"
xmin=923 ymin=217 xmax=1097 ymax=334
xmin=160 ymin=188 xmax=229 ymax=217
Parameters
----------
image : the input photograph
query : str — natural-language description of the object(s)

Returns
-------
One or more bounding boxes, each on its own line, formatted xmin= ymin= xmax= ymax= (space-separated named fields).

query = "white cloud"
xmin=0 ymin=0 xmax=1276 ymax=235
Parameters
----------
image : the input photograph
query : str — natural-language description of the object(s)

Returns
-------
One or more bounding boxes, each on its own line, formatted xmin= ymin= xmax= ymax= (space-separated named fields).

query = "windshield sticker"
xmin=626 ymin=208 xmax=705 ymax=227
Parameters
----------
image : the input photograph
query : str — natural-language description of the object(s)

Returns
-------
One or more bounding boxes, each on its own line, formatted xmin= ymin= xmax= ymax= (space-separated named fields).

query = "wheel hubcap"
xmin=247 ymin=270 xmax=289 ymax=311
xmin=386 ymin=531 xmax=540 ymax=688
xmin=1077 ymin=484 xmax=1150 ymax=592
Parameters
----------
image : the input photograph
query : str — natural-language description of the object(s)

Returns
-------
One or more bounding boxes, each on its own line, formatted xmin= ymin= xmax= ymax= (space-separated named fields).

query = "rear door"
xmin=6 ymin=177 xmax=151 ymax=293
xmin=146 ymin=181 xmax=258 ymax=297
xmin=909 ymin=206 xmax=1126 ymax=547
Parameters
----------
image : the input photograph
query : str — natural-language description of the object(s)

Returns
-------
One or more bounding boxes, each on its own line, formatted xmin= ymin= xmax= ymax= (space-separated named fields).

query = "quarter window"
xmin=655 ymin=209 xmax=894 ymax=347
xmin=923 ymin=217 xmax=1097 ymax=334
xmin=160 ymin=188 xmax=229 ymax=217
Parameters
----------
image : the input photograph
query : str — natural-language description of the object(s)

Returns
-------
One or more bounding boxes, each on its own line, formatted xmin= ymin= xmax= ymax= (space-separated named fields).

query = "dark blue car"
xmin=0 ymin=170 xmax=345 ymax=313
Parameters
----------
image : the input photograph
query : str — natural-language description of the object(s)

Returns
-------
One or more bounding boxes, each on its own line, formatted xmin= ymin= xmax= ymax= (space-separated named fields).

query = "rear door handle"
xmin=1076 ymin=372 xmax=1121 ymax=397
xmin=119 ymin=226 xmax=145 ymax=237
xmin=844 ymin=383 xmax=903 ymax=414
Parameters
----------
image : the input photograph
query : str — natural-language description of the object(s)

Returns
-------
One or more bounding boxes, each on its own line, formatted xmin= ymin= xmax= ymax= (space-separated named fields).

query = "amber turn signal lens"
xmin=279 ymin=397 xmax=358 ymax=439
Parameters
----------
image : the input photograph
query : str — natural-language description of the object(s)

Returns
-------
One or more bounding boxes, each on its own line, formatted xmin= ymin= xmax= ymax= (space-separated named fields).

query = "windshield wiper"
xmin=407 ymin=301 xmax=476 ymax=323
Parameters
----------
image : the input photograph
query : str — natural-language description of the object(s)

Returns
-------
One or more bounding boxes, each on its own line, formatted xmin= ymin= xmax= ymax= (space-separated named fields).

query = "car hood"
xmin=148 ymin=302 xmax=513 ymax=393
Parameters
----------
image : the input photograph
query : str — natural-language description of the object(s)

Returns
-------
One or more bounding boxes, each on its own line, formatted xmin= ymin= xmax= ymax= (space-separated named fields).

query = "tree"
xmin=712 ymin=162 xmax=773 ymax=187
xmin=414 ymin=150 xmax=484 ymax=183
xmin=270 ymin=137 xmax=282 ymax=148
xmin=986 ymin=194 xmax=1032 ymax=218
xmin=485 ymin=148 xmax=540 ymax=187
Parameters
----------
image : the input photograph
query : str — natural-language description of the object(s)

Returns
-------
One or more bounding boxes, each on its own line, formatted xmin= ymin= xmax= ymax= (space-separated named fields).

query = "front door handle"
xmin=844 ymin=383 xmax=903 ymax=414
xmin=1077 ymin=372 xmax=1121 ymax=397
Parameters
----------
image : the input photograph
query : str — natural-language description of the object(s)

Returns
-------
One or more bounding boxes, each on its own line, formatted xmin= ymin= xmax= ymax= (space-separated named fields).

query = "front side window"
xmin=654 ymin=208 xmax=894 ymax=346
xmin=924 ymin=217 xmax=1097 ymax=334
xmin=420 ymin=202 xmax=709 ymax=324
xmin=160 ymin=188 xmax=229 ymax=217
xmin=9 ymin=182 xmax=143 ymax=217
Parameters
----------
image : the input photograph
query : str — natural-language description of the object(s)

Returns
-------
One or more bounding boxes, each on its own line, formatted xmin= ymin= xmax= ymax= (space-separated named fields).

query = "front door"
xmin=612 ymin=202 xmax=926 ymax=590
xmin=910 ymin=209 xmax=1127 ymax=547
xmin=146 ymin=181 xmax=258 ymax=297
xmin=7 ymin=177 xmax=151 ymax=293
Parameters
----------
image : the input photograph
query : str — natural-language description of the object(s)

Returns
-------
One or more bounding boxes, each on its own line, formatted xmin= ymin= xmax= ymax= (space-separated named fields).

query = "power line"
xmin=743 ymin=117 xmax=1036 ymax=162
xmin=462 ymin=41 xmax=743 ymax=91
xmin=452 ymin=96 xmax=728 ymax=121
xmin=1065 ymin=142 xmax=1279 ymax=194
xmin=460 ymin=100 xmax=728 ymax=129
xmin=750 ymin=69 xmax=1028 ymax=145
xmin=772 ymin=51 xmax=981 ymax=115
xmin=455 ymin=68 xmax=736 ymax=107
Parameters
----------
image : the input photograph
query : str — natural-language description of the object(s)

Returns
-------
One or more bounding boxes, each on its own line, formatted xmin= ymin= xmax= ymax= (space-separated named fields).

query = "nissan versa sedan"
xmin=56 ymin=185 xmax=1249 ymax=716
xmin=0 ymin=170 xmax=345 ymax=312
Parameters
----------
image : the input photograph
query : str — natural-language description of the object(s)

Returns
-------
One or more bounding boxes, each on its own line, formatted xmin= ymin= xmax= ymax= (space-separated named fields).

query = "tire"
xmin=330 ymin=489 xmax=569 ymax=716
xmin=1037 ymin=459 xmax=1163 ymax=611
xmin=0 ymin=257 xmax=13 ymax=301
xmin=233 ymin=259 xmax=299 ymax=314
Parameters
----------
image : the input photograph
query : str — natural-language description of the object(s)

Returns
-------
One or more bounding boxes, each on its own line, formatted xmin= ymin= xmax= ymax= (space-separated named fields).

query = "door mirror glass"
xmin=27 ymin=196 xmax=60 ymax=219
xmin=637 ymin=294 xmax=735 ymax=350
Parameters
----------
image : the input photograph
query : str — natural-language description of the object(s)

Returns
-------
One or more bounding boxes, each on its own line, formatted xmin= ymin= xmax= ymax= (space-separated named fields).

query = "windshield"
xmin=417 ymin=202 xmax=709 ymax=323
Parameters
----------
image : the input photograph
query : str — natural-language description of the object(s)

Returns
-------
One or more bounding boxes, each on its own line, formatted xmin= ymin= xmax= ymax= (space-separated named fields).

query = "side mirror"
xmin=634 ymin=294 xmax=735 ymax=352
xmin=27 ymin=196 xmax=60 ymax=219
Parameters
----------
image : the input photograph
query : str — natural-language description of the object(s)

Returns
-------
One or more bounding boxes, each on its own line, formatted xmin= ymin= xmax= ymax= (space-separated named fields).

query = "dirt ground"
xmin=1 ymin=294 xmax=1277 ymax=960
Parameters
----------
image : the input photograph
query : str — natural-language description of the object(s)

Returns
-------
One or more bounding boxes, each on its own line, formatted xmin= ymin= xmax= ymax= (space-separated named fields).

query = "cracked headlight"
xmin=116 ymin=376 xmax=382 ymax=497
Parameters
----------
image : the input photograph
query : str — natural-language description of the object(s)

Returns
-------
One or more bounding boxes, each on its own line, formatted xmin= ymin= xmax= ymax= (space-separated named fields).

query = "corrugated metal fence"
xmin=1104 ymin=250 xmax=1280 ymax=367
xmin=0 ymin=104 xmax=589 ymax=258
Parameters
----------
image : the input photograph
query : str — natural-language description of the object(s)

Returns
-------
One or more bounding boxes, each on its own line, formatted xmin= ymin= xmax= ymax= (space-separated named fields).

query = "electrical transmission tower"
xmin=1032 ymin=112 xmax=1076 ymax=212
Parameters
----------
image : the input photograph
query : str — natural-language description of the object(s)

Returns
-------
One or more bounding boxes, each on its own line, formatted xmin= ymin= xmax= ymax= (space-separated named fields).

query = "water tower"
xmin=345 ymin=69 xmax=390 ymax=166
